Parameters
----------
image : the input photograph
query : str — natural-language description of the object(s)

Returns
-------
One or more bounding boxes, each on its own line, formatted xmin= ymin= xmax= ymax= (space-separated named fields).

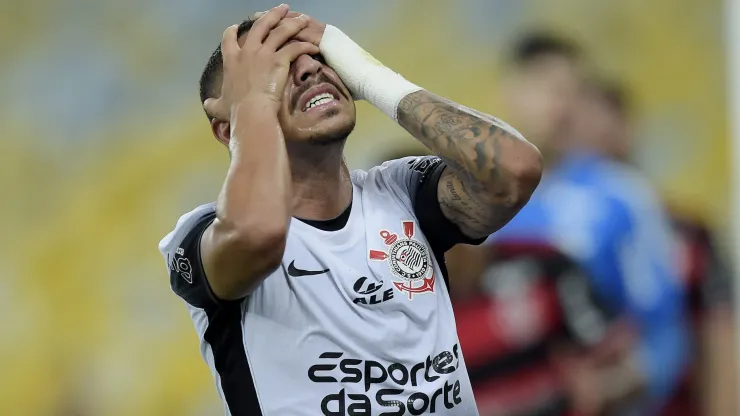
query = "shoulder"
xmin=158 ymin=202 xmax=223 ymax=309
xmin=598 ymin=162 xmax=659 ymax=201
xmin=596 ymin=163 xmax=669 ymax=232
xmin=587 ymin=163 xmax=676 ymax=258
xmin=352 ymin=156 xmax=442 ymax=200
xmin=158 ymin=202 xmax=217 ymax=260
xmin=353 ymin=156 xmax=442 ymax=185
xmin=566 ymin=160 xmax=661 ymax=219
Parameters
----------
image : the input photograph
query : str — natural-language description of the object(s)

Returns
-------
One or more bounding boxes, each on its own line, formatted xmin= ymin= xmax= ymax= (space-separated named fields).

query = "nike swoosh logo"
xmin=287 ymin=260 xmax=330 ymax=277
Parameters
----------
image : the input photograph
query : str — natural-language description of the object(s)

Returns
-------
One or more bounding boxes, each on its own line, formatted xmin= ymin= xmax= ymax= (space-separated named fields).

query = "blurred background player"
xmin=571 ymin=78 xmax=737 ymax=416
xmin=448 ymin=237 xmax=625 ymax=415
xmin=453 ymin=32 xmax=689 ymax=414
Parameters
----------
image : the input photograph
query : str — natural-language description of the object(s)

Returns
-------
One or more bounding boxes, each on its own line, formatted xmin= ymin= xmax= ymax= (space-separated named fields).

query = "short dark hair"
xmin=199 ymin=19 xmax=255 ymax=105
xmin=510 ymin=32 xmax=581 ymax=65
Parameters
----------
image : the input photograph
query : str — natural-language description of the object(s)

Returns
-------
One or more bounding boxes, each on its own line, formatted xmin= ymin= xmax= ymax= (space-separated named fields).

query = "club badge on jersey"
xmin=369 ymin=221 xmax=436 ymax=300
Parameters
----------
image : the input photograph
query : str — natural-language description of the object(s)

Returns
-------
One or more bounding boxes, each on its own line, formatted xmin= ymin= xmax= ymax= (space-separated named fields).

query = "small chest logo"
xmin=352 ymin=276 xmax=394 ymax=305
xmin=369 ymin=221 xmax=435 ymax=300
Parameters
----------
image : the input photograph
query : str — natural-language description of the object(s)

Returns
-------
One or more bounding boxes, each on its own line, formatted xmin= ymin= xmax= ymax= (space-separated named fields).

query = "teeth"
xmin=303 ymin=92 xmax=335 ymax=111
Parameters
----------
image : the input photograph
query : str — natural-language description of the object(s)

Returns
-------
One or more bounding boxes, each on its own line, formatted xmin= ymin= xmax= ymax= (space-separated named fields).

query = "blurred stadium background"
xmin=0 ymin=0 xmax=734 ymax=414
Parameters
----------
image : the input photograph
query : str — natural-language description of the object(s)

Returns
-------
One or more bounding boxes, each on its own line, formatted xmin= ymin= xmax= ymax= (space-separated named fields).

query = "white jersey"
xmin=159 ymin=157 xmax=483 ymax=416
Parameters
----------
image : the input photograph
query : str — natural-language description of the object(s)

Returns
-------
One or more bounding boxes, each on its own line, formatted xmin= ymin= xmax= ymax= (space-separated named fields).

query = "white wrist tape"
xmin=319 ymin=25 xmax=422 ymax=121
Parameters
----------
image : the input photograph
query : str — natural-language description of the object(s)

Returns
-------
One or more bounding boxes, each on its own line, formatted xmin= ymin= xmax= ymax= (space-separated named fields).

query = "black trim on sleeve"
xmin=411 ymin=158 xmax=487 ymax=251
xmin=408 ymin=157 xmax=486 ymax=289
xmin=168 ymin=211 xmax=222 ymax=309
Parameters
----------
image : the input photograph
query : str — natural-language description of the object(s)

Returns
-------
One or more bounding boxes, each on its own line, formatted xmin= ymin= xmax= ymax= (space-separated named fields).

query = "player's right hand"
xmin=203 ymin=4 xmax=319 ymax=121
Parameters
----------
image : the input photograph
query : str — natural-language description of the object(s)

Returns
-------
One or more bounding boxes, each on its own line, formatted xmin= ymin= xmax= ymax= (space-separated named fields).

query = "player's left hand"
xmin=255 ymin=10 xmax=325 ymax=46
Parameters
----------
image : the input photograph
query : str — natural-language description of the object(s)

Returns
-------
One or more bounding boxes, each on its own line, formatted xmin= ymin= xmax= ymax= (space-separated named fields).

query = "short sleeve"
xmin=402 ymin=156 xmax=487 ymax=253
xmin=376 ymin=157 xmax=486 ymax=290
xmin=159 ymin=205 xmax=228 ymax=309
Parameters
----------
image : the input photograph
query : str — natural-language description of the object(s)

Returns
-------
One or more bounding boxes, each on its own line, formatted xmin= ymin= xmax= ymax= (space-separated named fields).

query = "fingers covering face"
xmin=246 ymin=4 xmax=290 ymax=48
xmin=263 ymin=15 xmax=309 ymax=52
xmin=220 ymin=24 xmax=239 ymax=63
xmin=276 ymin=41 xmax=319 ymax=64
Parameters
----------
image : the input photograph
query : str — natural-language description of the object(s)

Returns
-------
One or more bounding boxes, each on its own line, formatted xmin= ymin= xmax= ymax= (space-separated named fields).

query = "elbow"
xmin=502 ymin=141 xmax=543 ymax=206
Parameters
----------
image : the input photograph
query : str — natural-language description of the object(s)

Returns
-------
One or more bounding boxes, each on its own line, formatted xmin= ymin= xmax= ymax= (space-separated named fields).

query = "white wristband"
xmin=319 ymin=25 xmax=422 ymax=121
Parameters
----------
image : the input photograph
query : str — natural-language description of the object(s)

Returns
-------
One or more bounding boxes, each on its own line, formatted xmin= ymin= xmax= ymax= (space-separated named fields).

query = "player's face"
xmin=502 ymin=55 xmax=580 ymax=149
xmin=570 ymin=87 xmax=631 ymax=161
xmin=277 ymin=49 xmax=356 ymax=145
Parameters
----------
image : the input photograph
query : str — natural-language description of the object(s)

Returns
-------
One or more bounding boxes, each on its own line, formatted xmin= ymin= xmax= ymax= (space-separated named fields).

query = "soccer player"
xmin=573 ymin=78 xmax=736 ymax=416
xmin=158 ymin=5 xmax=542 ymax=415
xmin=492 ymin=33 xmax=688 ymax=413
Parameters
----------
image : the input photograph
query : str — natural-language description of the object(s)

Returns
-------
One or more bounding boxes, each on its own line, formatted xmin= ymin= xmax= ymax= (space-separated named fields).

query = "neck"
xmin=288 ymin=142 xmax=352 ymax=221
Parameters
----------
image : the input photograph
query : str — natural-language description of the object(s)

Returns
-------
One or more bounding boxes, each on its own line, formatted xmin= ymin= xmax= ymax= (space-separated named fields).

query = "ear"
xmin=210 ymin=118 xmax=231 ymax=147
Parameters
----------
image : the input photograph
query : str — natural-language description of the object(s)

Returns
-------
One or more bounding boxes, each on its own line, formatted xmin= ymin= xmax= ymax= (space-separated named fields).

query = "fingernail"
xmin=279 ymin=3 xmax=289 ymax=8
xmin=254 ymin=11 xmax=265 ymax=17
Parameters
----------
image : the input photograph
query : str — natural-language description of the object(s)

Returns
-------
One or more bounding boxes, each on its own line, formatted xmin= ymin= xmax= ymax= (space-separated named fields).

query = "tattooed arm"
xmin=286 ymin=16 xmax=541 ymax=238
xmin=397 ymin=90 xmax=543 ymax=239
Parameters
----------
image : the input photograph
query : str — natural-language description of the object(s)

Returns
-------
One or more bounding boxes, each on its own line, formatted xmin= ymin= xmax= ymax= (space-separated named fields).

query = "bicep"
xmin=168 ymin=212 xmax=284 ymax=309
xmin=200 ymin=217 xmax=286 ymax=300
xmin=437 ymin=168 xmax=518 ymax=239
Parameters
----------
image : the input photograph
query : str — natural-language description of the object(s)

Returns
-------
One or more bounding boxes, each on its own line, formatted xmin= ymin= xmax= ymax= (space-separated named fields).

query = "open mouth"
xmin=299 ymin=84 xmax=340 ymax=113
xmin=303 ymin=92 xmax=336 ymax=111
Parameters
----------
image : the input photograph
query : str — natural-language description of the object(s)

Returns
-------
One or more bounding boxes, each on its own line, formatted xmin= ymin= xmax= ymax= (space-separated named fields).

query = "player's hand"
xmin=255 ymin=10 xmax=326 ymax=46
xmin=204 ymin=4 xmax=319 ymax=121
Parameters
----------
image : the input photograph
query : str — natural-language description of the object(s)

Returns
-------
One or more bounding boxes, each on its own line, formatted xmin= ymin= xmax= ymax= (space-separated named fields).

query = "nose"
xmin=292 ymin=54 xmax=322 ymax=85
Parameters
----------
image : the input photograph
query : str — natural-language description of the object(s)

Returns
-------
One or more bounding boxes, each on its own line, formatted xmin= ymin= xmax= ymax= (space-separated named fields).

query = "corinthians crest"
xmin=369 ymin=221 xmax=435 ymax=300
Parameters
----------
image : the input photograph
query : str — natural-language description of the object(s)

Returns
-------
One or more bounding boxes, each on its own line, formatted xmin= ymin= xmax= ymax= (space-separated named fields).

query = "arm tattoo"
xmin=397 ymin=90 xmax=540 ymax=238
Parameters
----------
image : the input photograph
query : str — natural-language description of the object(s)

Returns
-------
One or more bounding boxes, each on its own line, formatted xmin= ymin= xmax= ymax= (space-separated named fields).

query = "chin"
xmin=301 ymin=113 xmax=356 ymax=146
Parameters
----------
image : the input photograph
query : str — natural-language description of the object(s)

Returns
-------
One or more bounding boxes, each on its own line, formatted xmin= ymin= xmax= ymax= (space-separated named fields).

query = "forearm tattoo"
xmin=397 ymin=90 xmax=536 ymax=238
